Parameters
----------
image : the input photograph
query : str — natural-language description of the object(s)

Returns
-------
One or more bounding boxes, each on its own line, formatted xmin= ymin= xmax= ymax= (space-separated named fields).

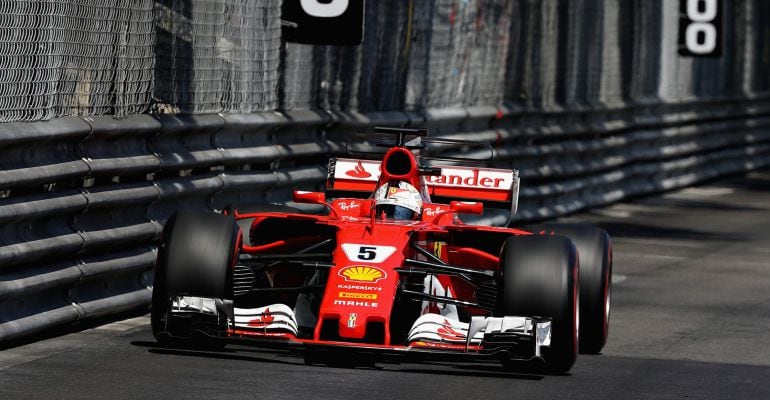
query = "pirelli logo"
xmin=338 ymin=292 xmax=377 ymax=300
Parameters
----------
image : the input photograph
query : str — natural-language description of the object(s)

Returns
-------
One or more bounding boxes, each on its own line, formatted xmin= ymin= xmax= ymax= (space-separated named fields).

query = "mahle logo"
xmin=338 ymin=266 xmax=387 ymax=283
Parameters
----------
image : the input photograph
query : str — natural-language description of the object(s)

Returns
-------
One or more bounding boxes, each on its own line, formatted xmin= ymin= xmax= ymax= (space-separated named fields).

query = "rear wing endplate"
xmin=327 ymin=158 xmax=520 ymax=223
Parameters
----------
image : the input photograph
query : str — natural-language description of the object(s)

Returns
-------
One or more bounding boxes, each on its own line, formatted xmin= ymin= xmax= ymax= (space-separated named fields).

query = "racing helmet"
xmin=373 ymin=181 xmax=423 ymax=220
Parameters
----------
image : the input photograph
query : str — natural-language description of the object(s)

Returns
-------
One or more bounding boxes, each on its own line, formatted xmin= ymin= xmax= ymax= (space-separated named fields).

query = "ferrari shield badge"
xmin=347 ymin=313 xmax=358 ymax=328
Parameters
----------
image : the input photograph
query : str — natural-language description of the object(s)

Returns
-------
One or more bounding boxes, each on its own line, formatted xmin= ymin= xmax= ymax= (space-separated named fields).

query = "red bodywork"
xmin=226 ymin=146 xmax=532 ymax=352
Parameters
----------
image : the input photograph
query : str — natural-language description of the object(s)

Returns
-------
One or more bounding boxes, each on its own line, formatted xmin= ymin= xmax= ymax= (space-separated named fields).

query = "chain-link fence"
xmin=153 ymin=0 xmax=282 ymax=114
xmin=1 ymin=0 xmax=769 ymax=121
xmin=0 ymin=0 xmax=155 ymax=122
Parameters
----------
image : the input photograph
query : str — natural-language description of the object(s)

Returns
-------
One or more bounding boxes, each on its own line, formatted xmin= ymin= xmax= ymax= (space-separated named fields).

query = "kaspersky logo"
xmin=338 ymin=265 xmax=387 ymax=283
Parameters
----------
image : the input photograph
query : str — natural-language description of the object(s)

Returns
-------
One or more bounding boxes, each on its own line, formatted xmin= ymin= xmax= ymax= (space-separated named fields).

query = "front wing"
xmin=161 ymin=296 xmax=552 ymax=363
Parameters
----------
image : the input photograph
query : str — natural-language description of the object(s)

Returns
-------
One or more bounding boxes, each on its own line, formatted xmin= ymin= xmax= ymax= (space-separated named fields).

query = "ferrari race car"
xmin=151 ymin=127 xmax=612 ymax=374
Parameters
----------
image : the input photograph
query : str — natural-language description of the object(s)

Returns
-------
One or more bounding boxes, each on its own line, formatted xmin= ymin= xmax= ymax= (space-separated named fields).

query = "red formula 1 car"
xmin=151 ymin=127 xmax=612 ymax=374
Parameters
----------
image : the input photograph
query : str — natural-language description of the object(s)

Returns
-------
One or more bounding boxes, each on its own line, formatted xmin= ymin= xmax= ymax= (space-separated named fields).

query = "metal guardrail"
xmin=1 ymin=98 xmax=770 ymax=341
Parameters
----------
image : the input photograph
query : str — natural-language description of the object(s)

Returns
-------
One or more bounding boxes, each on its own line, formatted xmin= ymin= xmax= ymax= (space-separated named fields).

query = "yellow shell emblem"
xmin=339 ymin=266 xmax=387 ymax=283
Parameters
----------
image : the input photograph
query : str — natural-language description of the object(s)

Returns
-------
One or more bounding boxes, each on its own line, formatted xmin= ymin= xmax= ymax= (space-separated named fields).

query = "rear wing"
xmin=327 ymin=157 xmax=520 ymax=220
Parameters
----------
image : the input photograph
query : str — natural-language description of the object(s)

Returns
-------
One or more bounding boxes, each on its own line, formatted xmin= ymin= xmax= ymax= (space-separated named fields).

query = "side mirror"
xmin=293 ymin=190 xmax=326 ymax=204
xmin=449 ymin=201 xmax=483 ymax=215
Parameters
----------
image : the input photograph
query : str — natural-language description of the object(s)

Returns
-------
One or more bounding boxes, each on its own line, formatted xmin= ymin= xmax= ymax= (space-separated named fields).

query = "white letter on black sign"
xmin=300 ymin=0 xmax=349 ymax=18
xmin=684 ymin=0 xmax=717 ymax=54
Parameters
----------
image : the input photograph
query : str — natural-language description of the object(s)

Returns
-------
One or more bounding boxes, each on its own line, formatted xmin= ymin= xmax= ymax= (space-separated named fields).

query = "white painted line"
xmin=613 ymin=237 xmax=707 ymax=248
xmin=93 ymin=315 xmax=150 ymax=332
xmin=612 ymin=274 xmax=627 ymax=284
xmin=623 ymin=253 xmax=688 ymax=261
xmin=667 ymin=187 xmax=735 ymax=198
xmin=724 ymin=260 xmax=770 ymax=268
xmin=609 ymin=203 xmax=663 ymax=213
xmin=593 ymin=208 xmax=633 ymax=219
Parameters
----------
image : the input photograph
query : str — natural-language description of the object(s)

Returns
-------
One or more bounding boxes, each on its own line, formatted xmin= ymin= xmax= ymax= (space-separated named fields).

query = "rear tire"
xmin=528 ymin=224 xmax=612 ymax=354
xmin=151 ymin=211 xmax=240 ymax=347
xmin=497 ymin=235 xmax=579 ymax=374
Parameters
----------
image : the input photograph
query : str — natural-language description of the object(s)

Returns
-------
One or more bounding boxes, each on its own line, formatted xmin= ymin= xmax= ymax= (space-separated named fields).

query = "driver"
xmin=373 ymin=181 xmax=423 ymax=220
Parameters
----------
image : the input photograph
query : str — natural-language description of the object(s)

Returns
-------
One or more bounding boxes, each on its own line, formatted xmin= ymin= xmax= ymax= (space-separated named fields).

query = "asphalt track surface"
xmin=2 ymin=170 xmax=770 ymax=400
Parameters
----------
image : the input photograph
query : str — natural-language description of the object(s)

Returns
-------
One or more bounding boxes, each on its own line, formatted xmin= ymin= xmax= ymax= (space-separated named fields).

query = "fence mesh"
xmin=280 ymin=1 xmax=408 ymax=112
xmin=408 ymin=0 xmax=515 ymax=109
xmin=0 ymin=0 xmax=769 ymax=122
xmin=0 ymin=0 xmax=154 ymax=122
xmin=153 ymin=0 xmax=281 ymax=114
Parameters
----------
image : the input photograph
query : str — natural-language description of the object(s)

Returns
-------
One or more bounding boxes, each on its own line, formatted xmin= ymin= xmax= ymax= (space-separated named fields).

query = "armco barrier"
xmin=2 ymin=98 xmax=770 ymax=342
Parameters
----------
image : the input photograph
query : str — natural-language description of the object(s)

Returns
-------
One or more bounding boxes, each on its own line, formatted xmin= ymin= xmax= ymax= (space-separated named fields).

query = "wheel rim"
xmin=574 ymin=262 xmax=580 ymax=348
xmin=604 ymin=283 xmax=611 ymax=335
xmin=605 ymin=241 xmax=612 ymax=336
xmin=575 ymin=286 xmax=580 ymax=345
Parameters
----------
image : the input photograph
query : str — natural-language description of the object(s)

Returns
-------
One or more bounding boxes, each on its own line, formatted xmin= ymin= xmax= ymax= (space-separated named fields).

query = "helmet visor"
xmin=376 ymin=204 xmax=416 ymax=220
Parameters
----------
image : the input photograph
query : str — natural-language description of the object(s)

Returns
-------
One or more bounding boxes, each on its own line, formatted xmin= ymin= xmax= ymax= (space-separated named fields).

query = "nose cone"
xmin=315 ymin=223 xmax=410 ymax=344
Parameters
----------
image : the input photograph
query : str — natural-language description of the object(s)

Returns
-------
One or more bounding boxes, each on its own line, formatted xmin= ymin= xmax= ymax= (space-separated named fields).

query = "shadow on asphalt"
xmin=131 ymin=340 xmax=547 ymax=381
xmin=396 ymin=362 xmax=545 ymax=380
xmin=593 ymin=220 xmax=746 ymax=242
xmin=132 ymin=340 xmax=300 ymax=366
xmin=649 ymin=197 xmax=765 ymax=212
xmin=723 ymin=170 xmax=770 ymax=192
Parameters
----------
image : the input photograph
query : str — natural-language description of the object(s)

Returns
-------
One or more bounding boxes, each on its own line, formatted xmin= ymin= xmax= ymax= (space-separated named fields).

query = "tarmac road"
xmin=2 ymin=170 xmax=770 ymax=399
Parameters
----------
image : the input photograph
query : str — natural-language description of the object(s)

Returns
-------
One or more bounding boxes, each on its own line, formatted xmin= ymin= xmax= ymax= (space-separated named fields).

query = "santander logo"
xmin=425 ymin=168 xmax=508 ymax=189
xmin=345 ymin=161 xmax=371 ymax=178
xmin=333 ymin=158 xmax=512 ymax=196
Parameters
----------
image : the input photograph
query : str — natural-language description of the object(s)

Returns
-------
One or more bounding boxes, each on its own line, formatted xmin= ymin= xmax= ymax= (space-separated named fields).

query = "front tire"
xmin=151 ymin=211 xmax=240 ymax=346
xmin=496 ymin=235 xmax=579 ymax=374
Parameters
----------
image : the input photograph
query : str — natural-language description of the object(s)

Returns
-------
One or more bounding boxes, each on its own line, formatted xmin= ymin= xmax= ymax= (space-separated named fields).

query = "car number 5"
xmin=357 ymin=246 xmax=377 ymax=260
xmin=341 ymin=244 xmax=397 ymax=263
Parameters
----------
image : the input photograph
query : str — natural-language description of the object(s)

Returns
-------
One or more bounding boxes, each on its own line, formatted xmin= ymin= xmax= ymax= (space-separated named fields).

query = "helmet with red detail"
xmin=373 ymin=181 xmax=423 ymax=220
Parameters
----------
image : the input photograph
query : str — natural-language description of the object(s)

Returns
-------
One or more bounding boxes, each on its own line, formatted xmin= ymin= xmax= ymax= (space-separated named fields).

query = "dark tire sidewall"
xmin=151 ymin=211 xmax=239 ymax=342
xmin=497 ymin=235 xmax=579 ymax=374
xmin=526 ymin=224 xmax=612 ymax=354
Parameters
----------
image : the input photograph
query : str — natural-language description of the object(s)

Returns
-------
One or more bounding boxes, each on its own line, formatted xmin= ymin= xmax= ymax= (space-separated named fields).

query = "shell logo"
xmin=338 ymin=266 xmax=387 ymax=283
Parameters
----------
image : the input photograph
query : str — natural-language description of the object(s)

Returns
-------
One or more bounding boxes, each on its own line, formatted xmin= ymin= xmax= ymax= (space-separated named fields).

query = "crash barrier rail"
xmin=2 ymin=96 xmax=770 ymax=342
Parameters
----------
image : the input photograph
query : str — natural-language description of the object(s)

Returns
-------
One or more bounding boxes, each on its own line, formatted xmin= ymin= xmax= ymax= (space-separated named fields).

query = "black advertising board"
xmin=282 ymin=0 xmax=365 ymax=45
xmin=678 ymin=0 xmax=722 ymax=57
